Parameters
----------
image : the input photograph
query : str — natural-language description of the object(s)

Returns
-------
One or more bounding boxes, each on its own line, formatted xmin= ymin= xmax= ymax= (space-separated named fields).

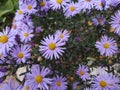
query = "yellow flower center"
xmin=17 ymin=52 xmax=24 ymax=58
xmin=59 ymin=34 xmax=64 ymax=38
xmin=56 ymin=0 xmax=63 ymax=4
xmin=100 ymin=80 xmax=107 ymax=88
xmin=35 ymin=75 xmax=43 ymax=83
xmin=70 ymin=6 xmax=76 ymax=11
xmin=80 ymin=70 xmax=85 ymax=76
xmin=0 ymin=35 xmax=8 ymax=44
xmin=56 ymin=81 xmax=61 ymax=86
xmin=40 ymin=2 xmax=45 ymax=7
xmin=103 ymin=42 xmax=110 ymax=49
xmin=27 ymin=5 xmax=32 ymax=10
xmin=18 ymin=10 xmax=23 ymax=15
xmin=48 ymin=42 xmax=56 ymax=50
xmin=25 ymin=85 xmax=29 ymax=90
xmin=86 ymin=0 xmax=91 ymax=2
xmin=24 ymin=32 xmax=29 ymax=37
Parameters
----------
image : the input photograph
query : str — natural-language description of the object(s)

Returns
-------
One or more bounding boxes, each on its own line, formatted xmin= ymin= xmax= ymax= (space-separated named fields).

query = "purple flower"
xmin=76 ymin=64 xmax=90 ymax=81
xmin=0 ymin=67 xmax=7 ymax=72
xmin=0 ymin=27 xmax=16 ymax=54
xmin=26 ymin=65 xmax=52 ymax=90
xmin=92 ymin=73 xmax=120 ymax=90
xmin=0 ymin=77 xmax=4 ymax=83
xmin=110 ymin=10 xmax=120 ymax=36
xmin=101 ymin=0 xmax=106 ymax=7
xmin=54 ymin=29 xmax=70 ymax=42
xmin=20 ymin=0 xmax=37 ymax=14
xmin=11 ymin=21 xmax=22 ymax=35
xmin=39 ymin=0 xmax=50 ymax=12
xmin=39 ymin=35 xmax=66 ymax=60
xmin=15 ymin=9 xmax=25 ymax=21
xmin=19 ymin=25 xmax=34 ymax=43
xmin=78 ymin=0 xmax=96 ymax=12
xmin=84 ymin=87 xmax=93 ymax=90
xmin=0 ymin=77 xmax=20 ymax=90
xmin=35 ymin=26 xmax=42 ymax=33
xmin=94 ymin=0 xmax=111 ymax=10
xmin=75 ymin=36 xmax=81 ymax=42
xmin=11 ymin=44 xmax=31 ymax=64
xmin=94 ymin=0 xmax=104 ymax=11
xmin=63 ymin=2 xmax=81 ymax=18
xmin=15 ymin=35 xmax=20 ymax=42
xmin=50 ymin=75 xmax=68 ymax=90
xmin=110 ymin=0 xmax=120 ymax=7
xmin=92 ymin=15 xmax=106 ymax=26
xmin=95 ymin=35 xmax=118 ymax=56
xmin=50 ymin=0 xmax=69 ymax=10
xmin=0 ymin=71 xmax=5 ymax=82
xmin=72 ymin=82 xmax=80 ymax=90
xmin=22 ymin=16 xmax=34 ymax=29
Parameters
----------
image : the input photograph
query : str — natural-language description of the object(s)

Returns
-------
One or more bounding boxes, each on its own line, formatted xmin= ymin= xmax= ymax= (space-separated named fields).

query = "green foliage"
xmin=0 ymin=0 xmax=18 ymax=29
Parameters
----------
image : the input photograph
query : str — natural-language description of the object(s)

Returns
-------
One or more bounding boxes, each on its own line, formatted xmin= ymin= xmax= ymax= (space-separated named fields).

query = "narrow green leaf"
xmin=0 ymin=0 xmax=14 ymax=17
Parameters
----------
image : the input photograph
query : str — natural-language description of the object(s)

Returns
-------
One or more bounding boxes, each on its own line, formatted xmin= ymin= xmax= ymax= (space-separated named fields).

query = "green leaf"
xmin=0 ymin=17 xmax=6 ymax=23
xmin=12 ymin=0 xmax=18 ymax=10
xmin=0 ymin=0 xmax=14 ymax=17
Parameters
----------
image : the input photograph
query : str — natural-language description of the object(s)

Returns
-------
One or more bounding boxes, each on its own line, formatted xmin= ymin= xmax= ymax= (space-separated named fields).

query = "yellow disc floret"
xmin=24 ymin=32 xmax=29 ymax=37
xmin=103 ymin=42 xmax=110 ymax=49
xmin=56 ymin=0 xmax=63 ymax=4
xmin=0 ymin=35 xmax=8 ymax=44
xmin=27 ymin=5 xmax=32 ymax=10
xmin=80 ymin=70 xmax=85 ymax=76
xmin=59 ymin=34 xmax=64 ymax=38
xmin=35 ymin=75 xmax=43 ymax=83
xmin=40 ymin=2 xmax=45 ymax=7
xmin=70 ymin=6 xmax=76 ymax=11
xmin=99 ymin=2 xmax=103 ymax=6
xmin=100 ymin=80 xmax=107 ymax=88
xmin=25 ymin=85 xmax=29 ymax=90
xmin=18 ymin=10 xmax=23 ymax=15
xmin=17 ymin=52 xmax=24 ymax=58
xmin=48 ymin=42 xmax=56 ymax=50
xmin=56 ymin=81 xmax=61 ymax=86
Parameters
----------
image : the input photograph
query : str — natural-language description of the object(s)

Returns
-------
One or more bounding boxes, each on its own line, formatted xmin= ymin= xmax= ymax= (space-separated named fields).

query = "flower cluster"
xmin=39 ymin=30 xmax=70 ymax=60
xmin=0 ymin=0 xmax=120 ymax=90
